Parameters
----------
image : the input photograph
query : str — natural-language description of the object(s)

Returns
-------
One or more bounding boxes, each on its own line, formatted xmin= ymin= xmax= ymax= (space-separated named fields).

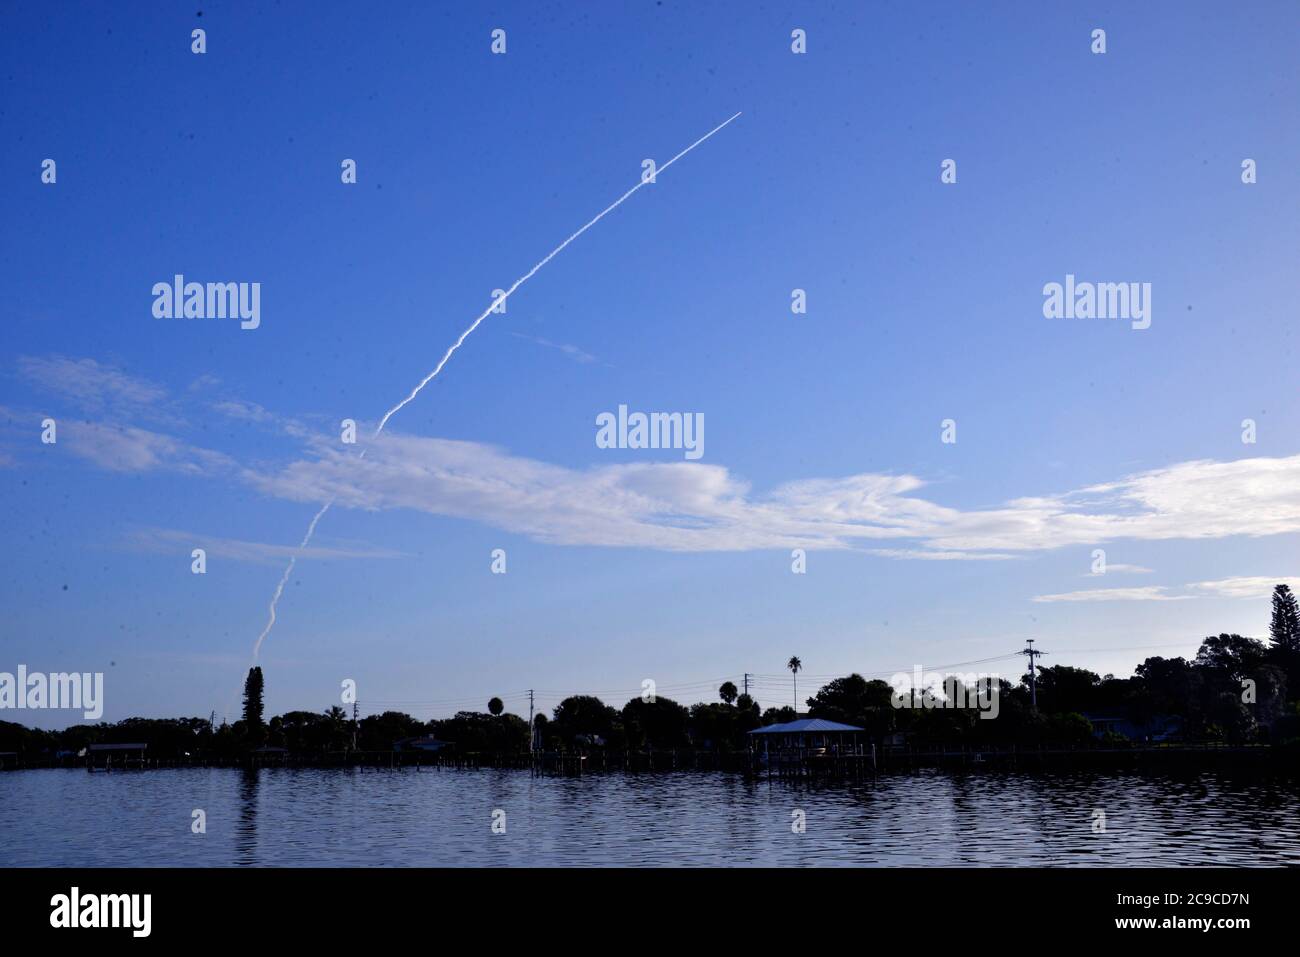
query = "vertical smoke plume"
xmin=248 ymin=111 xmax=742 ymax=664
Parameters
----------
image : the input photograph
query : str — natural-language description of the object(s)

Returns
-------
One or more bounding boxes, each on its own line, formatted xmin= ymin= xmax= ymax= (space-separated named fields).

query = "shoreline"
xmin=3 ymin=743 xmax=1295 ymax=776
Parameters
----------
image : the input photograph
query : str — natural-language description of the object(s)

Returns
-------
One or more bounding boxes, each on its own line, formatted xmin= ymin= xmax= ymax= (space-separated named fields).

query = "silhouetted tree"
xmin=718 ymin=681 xmax=738 ymax=705
xmin=324 ymin=706 xmax=350 ymax=750
xmin=242 ymin=667 xmax=265 ymax=747
xmin=552 ymin=696 xmax=620 ymax=749
xmin=1196 ymin=634 xmax=1268 ymax=689
xmin=358 ymin=710 xmax=426 ymax=750
xmin=488 ymin=697 xmax=504 ymax=716
xmin=532 ymin=713 xmax=551 ymax=750
xmin=805 ymin=673 xmax=895 ymax=735
xmin=1032 ymin=665 xmax=1102 ymax=714
xmin=622 ymin=696 xmax=690 ymax=749
xmin=1046 ymin=712 xmax=1095 ymax=746
xmin=1133 ymin=656 xmax=1201 ymax=724
xmin=1252 ymin=665 xmax=1289 ymax=732
xmin=1270 ymin=584 xmax=1300 ymax=689
xmin=1270 ymin=584 xmax=1300 ymax=654
xmin=430 ymin=710 xmax=529 ymax=752
xmin=762 ymin=705 xmax=796 ymax=726
xmin=787 ymin=656 xmax=802 ymax=712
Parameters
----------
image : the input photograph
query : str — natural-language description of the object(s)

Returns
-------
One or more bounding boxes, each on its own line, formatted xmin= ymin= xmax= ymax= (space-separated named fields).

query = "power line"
xmin=349 ymin=639 xmax=1202 ymax=721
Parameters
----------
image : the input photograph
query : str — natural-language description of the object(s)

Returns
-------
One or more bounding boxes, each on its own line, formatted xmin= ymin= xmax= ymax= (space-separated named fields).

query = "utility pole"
xmin=527 ymin=689 xmax=535 ymax=753
xmin=1020 ymin=639 xmax=1048 ymax=710
xmin=743 ymin=673 xmax=750 ymax=698
xmin=351 ymin=700 xmax=358 ymax=751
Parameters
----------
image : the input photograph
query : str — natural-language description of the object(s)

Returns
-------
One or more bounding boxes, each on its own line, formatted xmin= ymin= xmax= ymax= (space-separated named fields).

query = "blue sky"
xmin=2 ymin=1 xmax=1298 ymax=727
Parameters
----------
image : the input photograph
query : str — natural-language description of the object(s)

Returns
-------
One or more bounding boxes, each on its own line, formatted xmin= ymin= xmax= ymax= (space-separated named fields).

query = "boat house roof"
xmin=748 ymin=718 xmax=864 ymax=735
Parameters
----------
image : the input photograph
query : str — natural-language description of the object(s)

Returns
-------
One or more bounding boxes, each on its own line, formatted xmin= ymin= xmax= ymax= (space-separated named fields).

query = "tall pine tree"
xmin=1270 ymin=584 xmax=1300 ymax=654
xmin=1268 ymin=585 xmax=1300 ymax=694
xmin=242 ymin=666 xmax=266 ymax=747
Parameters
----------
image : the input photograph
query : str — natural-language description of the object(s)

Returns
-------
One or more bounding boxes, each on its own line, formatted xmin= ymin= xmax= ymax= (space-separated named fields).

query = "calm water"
xmin=2 ymin=766 xmax=1298 ymax=866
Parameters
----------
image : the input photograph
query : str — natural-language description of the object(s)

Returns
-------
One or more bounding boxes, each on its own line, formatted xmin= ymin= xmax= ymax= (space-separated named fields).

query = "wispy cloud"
xmin=13 ymin=355 xmax=1300 ymax=564
xmin=1186 ymin=576 xmax=1299 ymax=599
xmin=1087 ymin=563 xmax=1153 ymax=576
xmin=867 ymin=548 xmax=1017 ymax=561
xmin=18 ymin=355 xmax=168 ymax=411
xmin=211 ymin=399 xmax=274 ymax=423
xmin=60 ymin=420 xmax=234 ymax=474
xmin=1036 ymin=575 xmax=1297 ymax=603
xmin=15 ymin=355 xmax=189 ymax=430
xmin=1033 ymin=586 xmax=1190 ymax=603
xmin=211 ymin=397 xmax=313 ymax=439
xmin=126 ymin=527 xmax=411 ymax=566
xmin=510 ymin=332 xmax=602 ymax=365
xmin=245 ymin=433 xmax=1300 ymax=556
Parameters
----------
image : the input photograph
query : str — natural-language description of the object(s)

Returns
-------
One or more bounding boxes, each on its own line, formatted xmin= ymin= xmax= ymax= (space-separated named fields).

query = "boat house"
xmin=393 ymin=735 xmax=451 ymax=753
xmin=747 ymin=718 xmax=866 ymax=755
xmin=85 ymin=742 xmax=148 ymax=768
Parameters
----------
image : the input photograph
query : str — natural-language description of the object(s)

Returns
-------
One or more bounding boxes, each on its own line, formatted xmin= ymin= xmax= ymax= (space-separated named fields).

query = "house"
xmin=881 ymin=730 xmax=911 ymax=753
xmin=747 ymin=718 xmax=865 ymax=755
xmin=1084 ymin=713 xmax=1182 ymax=743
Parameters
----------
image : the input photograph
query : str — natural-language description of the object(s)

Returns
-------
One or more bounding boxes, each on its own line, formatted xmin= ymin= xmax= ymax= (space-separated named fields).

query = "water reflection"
xmin=235 ymin=767 xmax=259 ymax=866
xmin=1 ymin=766 xmax=1298 ymax=867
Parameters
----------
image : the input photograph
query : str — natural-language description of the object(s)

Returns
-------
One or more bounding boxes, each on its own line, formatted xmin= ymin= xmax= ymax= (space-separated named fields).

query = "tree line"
xmin=4 ymin=585 xmax=1298 ymax=759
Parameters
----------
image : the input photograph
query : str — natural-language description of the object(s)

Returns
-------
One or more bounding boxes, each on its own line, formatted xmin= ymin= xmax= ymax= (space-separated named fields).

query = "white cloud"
xmin=18 ymin=355 xmax=167 ymax=410
xmin=1032 ymin=586 xmax=1189 ymax=603
xmin=126 ymin=527 xmax=410 ymax=566
xmin=867 ymin=548 xmax=1017 ymax=561
xmin=211 ymin=397 xmax=313 ymax=439
xmin=212 ymin=399 xmax=274 ymax=423
xmin=13 ymin=355 xmax=1300 ymax=563
xmin=1087 ymin=563 xmax=1153 ymax=576
xmin=1186 ymin=576 xmax=1299 ymax=599
xmin=510 ymin=332 xmax=601 ymax=365
xmin=243 ymin=434 xmax=1300 ymax=557
xmin=61 ymin=420 xmax=233 ymax=474
xmin=1036 ymin=575 xmax=1298 ymax=603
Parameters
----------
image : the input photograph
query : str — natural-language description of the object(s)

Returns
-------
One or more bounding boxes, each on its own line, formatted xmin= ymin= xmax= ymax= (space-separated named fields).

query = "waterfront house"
xmin=881 ymin=730 xmax=911 ymax=753
xmin=1083 ymin=713 xmax=1183 ymax=743
xmin=748 ymin=718 xmax=865 ymax=755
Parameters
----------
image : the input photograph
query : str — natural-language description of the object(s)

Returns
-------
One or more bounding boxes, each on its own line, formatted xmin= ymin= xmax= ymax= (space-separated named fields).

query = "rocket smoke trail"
xmin=248 ymin=111 xmax=743 ymax=664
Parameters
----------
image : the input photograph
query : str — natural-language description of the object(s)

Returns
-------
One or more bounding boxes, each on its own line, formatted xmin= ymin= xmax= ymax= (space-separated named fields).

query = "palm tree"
xmin=787 ymin=656 xmax=802 ymax=714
